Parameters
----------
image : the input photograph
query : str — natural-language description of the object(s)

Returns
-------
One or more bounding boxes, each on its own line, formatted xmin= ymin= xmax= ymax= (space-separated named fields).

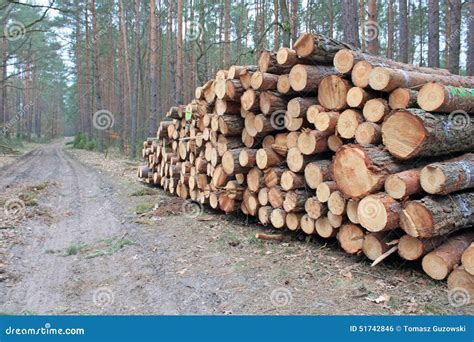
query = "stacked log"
xmin=138 ymin=32 xmax=474 ymax=293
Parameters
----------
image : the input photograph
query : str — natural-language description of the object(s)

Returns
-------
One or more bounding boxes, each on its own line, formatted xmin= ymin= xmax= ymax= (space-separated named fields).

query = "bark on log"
xmin=281 ymin=170 xmax=306 ymax=191
xmin=382 ymin=109 xmax=474 ymax=160
xmin=293 ymin=33 xmax=353 ymax=62
xmin=337 ymin=224 xmax=365 ymax=254
xmin=256 ymin=148 xmax=285 ymax=169
xmin=357 ymin=193 xmax=401 ymax=232
xmin=222 ymin=148 xmax=249 ymax=175
xmin=283 ymin=189 xmax=308 ymax=212
xmin=259 ymin=91 xmax=289 ymax=114
xmin=287 ymin=97 xmax=317 ymax=118
xmin=258 ymin=50 xmax=292 ymax=74
xmin=289 ymin=64 xmax=338 ymax=92
xmin=462 ymin=243 xmax=474 ymax=276
xmin=417 ymin=83 xmax=474 ymax=113
xmin=400 ymin=192 xmax=474 ymax=238
xmin=218 ymin=116 xmax=245 ymax=136
xmin=251 ymin=71 xmax=279 ymax=91
xmin=422 ymin=232 xmax=474 ymax=280
xmin=317 ymin=76 xmax=351 ymax=111
xmin=384 ymin=168 xmax=422 ymax=200
xmin=398 ymin=235 xmax=446 ymax=261
xmin=388 ymin=88 xmax=418 ymax=109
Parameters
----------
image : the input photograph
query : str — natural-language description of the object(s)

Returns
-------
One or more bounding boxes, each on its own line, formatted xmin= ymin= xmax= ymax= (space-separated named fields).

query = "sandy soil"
xmin=0 ymin=140 xmax=471 ymax=315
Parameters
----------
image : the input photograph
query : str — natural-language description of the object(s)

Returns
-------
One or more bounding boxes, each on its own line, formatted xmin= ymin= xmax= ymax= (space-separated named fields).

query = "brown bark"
xmin=417 ymin=83 xmax=474 ymax=113
xmin=398 ymin=235 xmax=446 ymax=261
xmin=384 ymin=168 xmax=422 ymax=200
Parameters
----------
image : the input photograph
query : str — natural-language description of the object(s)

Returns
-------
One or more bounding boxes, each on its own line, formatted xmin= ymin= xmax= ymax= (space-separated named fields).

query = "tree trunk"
xmin=427 ymin=0 xmax=440 ymax=67
xmin=399 ymin=0 xmax=409 ymax=63
xmin=468 ymin=0 xmax=474 ymax=76
xmin=224 ymin=0 xmax=230 ymax=68
xmin=386 ymin=0 xmax=394 ymax=59
xmin=342 ymin=0 xmax=360 ymax=47
xmin=448 ymin=0 xmax=461 ymax=74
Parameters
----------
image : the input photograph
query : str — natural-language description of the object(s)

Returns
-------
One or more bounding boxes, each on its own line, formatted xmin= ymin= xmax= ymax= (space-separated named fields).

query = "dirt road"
xmin=0 ymin=142 xmax=470 ymax=315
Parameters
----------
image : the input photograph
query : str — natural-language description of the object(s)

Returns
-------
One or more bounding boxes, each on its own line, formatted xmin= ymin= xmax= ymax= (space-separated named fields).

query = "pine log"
xmin=316 ymin=181 xmax=338 ymax=203
xmin=256 ymin=148 xmax=285 ymax=169
xmin=222 ymin=148 xmax=249 ymax=175
xmin=357 ymin=193 xmax=401 ymax=232
xmin=289 ymin=64 xmax=338 ymax=92
xmin=337 ymin=224 xmax=365 ymax=254
xmin=228 ymin=65 xmax=257 ymax=79
xmin=398 ymin=235 xmax=446 ymax=261
xmin=277 ymin=74 xmax=294 ymax=94
xmin=334 ymin=48 xmax=453 ymax=75
xmin=297 ymin=129 xmax=331 ymax=155
xmin=304 ymin=197 xmax=327 ymax=220
xmin=336 ymin=109 xmax=364 ymax=139
xmin=217 ymin=135 xmax=244 ymax=156
xmin=314 ymin=111 xmax=340 ymax=133
xmin=264 ymin=166 xmax=286 ymax=188
xmin=362 ymin=232 xmax=395 ymax=261
xmin=346 ymin=87 xmax=375 ymax=109
xmin=351 ymin=61 xmax=373 ymax=88
xmin=239 ymin=148 xmax=258 ymax=168
xmin=284 ymin=112 xmax=305 ymax=131
xmin=243 ymin=189 xmax=260 ymax=216
xmin=384 ymin=168 xmax=422 ymax=200
xmin=420 ymin=154 xmax=474 ymax=195
xmin=250 ymin=71 xmax=279 ymax=91
xmin=258 ymin=206 xmax=273 ymax=225
xmin=327 ymin=190 xmax=346 ymax=216
xmin=362 ymin=98 xmax=389 ymax=123
xmin=301 ymin=214 xmax=316 ymax=234
xmin=239 ymin=69 xmax=254 ymax=90
xmin=327 ymin=135 xmax=344 ymax=152
xmin=287 ymin=147 xmax=316 ymax=173
xmin=287 ymin=97 xmax=317 ymax=118
xmin=422 ymin=233 xmax=474 ymax=280
xmin=447 ymin=266 xmax=474 ymax=296
xmin=247 ymin=167 xmax=264 ymax=192
xmin=211 ymin=165 xmax=228 ymax=187
xmin=258 ymin=187 xmax=270 ymax=206
xmin=315 ymin=216 xmax=338 ymax=238
xmin=285 ymin=213 xmax=301 ymax=231
xmin=218 ymin=116 xmax=245 ymax=136
xmin=259 ymin=91 xmax=289 ymax=114
xmin=219 ymin=193 xmax=239 ymax=213
xmin=258 ymin=50 xmax=292 ymax=74
xmin=287 ymin=132 xmax=300 ymax=148
xmin=306 ymin=104 xmax=329 ymax=124
xmin=317 ymin=76 xmax=351 ymax=110
xmin=293 ymin=33 xmax=353 ymax=62
xmin=268 ymin=186 xmax=285 ymax=209
xmin=270 ymin=208 xmax=287 ymax=228
xmin=241 ymin=89 xmax=260 ymax=112
xmin=354 ymin=122 xmax=382 ymax=145
xmin=225 ymin=180 xmax=245 ymax=200
xmin=400 ymin=193 xmax=474 ymax=238
xmin=382 ymin=109 xmax=474 ymax=160
xmin=346 ymin=199 xmax=360 ymax=224
xmin=417 ymin=83 xmax=474 ymax=113
xmin=462 ymin=243 xmax=474 ymax=276
xmin=388 ymin=88 xmax=418 ymax=109
xmin=254 ymin=114 xmax=278 ymax=134
xmin=215 ymin=99 xmax=241 ymax=115
xmin=281 ymin=170 xmax=306 ymax=191
xmin=369 ymin=67 xmax=474 ymax=92
xmin=283 ymin=189 xmax=308 ymax=212
xmin=332 ymin=144 xmax=417 ymax=199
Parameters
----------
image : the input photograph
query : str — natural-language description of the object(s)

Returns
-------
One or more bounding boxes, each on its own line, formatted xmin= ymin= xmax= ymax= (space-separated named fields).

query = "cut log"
xmin=462 ymin=243 xmax=474 ymax=276
xmin=337 ymin=224 xmax=365 ymax=254
xmin=351 ymin=61 xmax=373 ymax=88
xmin=243 ymin=189 xmax=259 ymax=215
xmin=382 ymin=109 xmax=474 ymax=160
xmin=303 ymin=159 xmax=332 ymax=190
xmin=283 ymin=190 xmax=308 ymax=212
xmin=254 ymin=114 xmax=277 ymax=134
xmin=306 ymin=104 xmax=329 ymax=124
xmin=217 ymin=135 xmax=244 ymax=156
xmin=284 ymin=112 xmax=305 ymax=131
xmin=222 ymin=148 xmax=249 ymax=175
xmin=218 ymin=116 xmax=245 ymax=136
xmin=241 ymin=89 xmax=260 ymax=112
xmin=239 ymin=148 xmax=258 ymax=168
xmin=258 ymin=206 xmax=273 ymax=225
xmin=289 ymin=64 xmax=338 ymax=92
xmin=384 ymin=168 xmax=422 ymax=200
xmin=447 ymin=266 xmax=474 ymax=296
xmin=346 ymin=87 xmax=375 ymax=109
xmin=281 ymin=170 xmax=306 ymax=191
xmin=297 ymin=129 xmax=330 ymax=155
xmin=287 ymin=147 xmax=315 ymax=172
xmin=420 ymin=153 xmax=474 ymax=195
xmin=316 ymin=181 xmax=338 ymax=203
xmin=346 ymin=199 xmax=360 ymax=224
xmin=258 ymin=50 xmax=292 ymax=74
xmin=422 ymin=233 xmax=474 ymax=280
xmin=276 ymin=47 xmax=314 ymax=67
xmin=327 ymin=190 xmax=346 ymax=216
xmin=268 ymin=186 xmax=285 ymax=209
xmin=228 ymin=65 xmax=257 ymax=79
xmin=314 ymin=111 xmax=340 ymax=133
xmin=357 ymin=193 xmax=401 ymax=232
xmin=247 ymin=167 xmax=264 ymax=192
xmin=219 ymin=193 xmax=239 ymax=213
xmin=401 ymin=192 xmax=474 ymax=238
xmin=362 ymin=98 xmax=389 ymax=123
xmin=211 ymin=165 xmax=228 ymax=187
xmin=327 ymin=211 xmax=343 ymax=228
xmin=304 ymin=197 xmax=327 ymax=220
xmin=327 ymin=135 xmax=343 ymax=152
xmin=270 ymin=208 xmax=287 ymax=229
xmin=226 ymin=181 xmax=245 ymax=200
xmin=251 ymin=71 xmax=279 ymax=91
xmin=264 ymin=166 xmax=286 ymax=188
xmin=277 ymin=74 xmax=293 ymax=94
xmin=287 ymin=97 xmax=317 ymax=118
xmin=258 ymin=187 xmax=270 ymax=206
xmin=259 ymin=91 xmax=289 ymax=114
xmin=417 ymin=83 xmax=474 ymax=113
xmin=286 ymin=132 xmax=300 ymax=149
xmin=369 ymin=67 xmax=474 ymax=92
xmin=388 ymin=88 xmax=418 ymax=109
xmin=317 ymin=76 xmax=351 ymax=111
xmin=334 ymin=48 xmax=453 ymax=75
xmin=332 ymin=144 xmax=416 ymax=199
xmin=354 ymin=122 xmax=381 ymax=145
xmin=336 ymin=109 xmax=364 ymax=139
xmin=286 ymin=213 xmax=302 ymax=231
xmin=239 ymin=69 xmax=254 ymax=90
xmin=293 ymin=32 xmax=352 ymax=62
xmin=398 ymin=235 xmax=446 ymax=261
xmin=362 ymin=232 xmax=395 ymax=261
xmin=315 ymin=216 xmax=337 ymax=238
xmin=301 ymin=214 xmax=316 ymax=234
xmin=256 ymin=148 xmax=285 ymax=169
xmin=215 ymin=99 xmax=241 ymax=115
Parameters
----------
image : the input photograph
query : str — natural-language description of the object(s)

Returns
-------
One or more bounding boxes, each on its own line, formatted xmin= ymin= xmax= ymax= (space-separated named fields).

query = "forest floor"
xmin=0 ymin=140 xmax=471 ymax=315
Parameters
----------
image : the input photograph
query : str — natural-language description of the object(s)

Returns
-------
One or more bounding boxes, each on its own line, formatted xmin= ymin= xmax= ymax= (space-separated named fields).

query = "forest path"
xmin=0 ymin=142 xmax=466 ymax=315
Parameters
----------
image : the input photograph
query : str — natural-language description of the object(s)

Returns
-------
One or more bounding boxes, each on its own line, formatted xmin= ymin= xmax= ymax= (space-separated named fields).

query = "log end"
xmin=333 ymin=49 xmax=355 ymax=74
xmin=292 ymin=32 xmax=314 ymax=57
xmin=388 ymin=88 xmax=411 ymax=109
xmin=368 ymin=67 xmax=390 ymax=91
xmin=398 ymin=235 xmax=424 ymax=261
xmin=289 ymin=64 xmax=308 ymax=92
xmin=420 ymin=165 xmax=446 ymax=194
xmin=362 ymin=234 xmax=385 ymax=261
xmin=422 ymin=253 xmax=450 ymax=280
xmin=315 ymin=217 xmax=336 ymax=238
xmin=337 ymin=224 xmax=365 ymax=254
xmin=351 ymin=61 xmax=372 ymax=88
xmin=417 ymin=82 xmax=445 ymax=112
xmin=384 ymin=174 xmax=407 ymax=200
xmin=399 ymin=201 xmax=434 ymax=238
xmin=301 ymin=215 xmax=315 ymax=234
xmin=358 ymin=195 xmax=389 ymax=232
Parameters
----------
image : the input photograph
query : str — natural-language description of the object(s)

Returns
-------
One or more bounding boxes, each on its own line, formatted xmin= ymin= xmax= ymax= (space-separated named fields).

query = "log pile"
xmin=138 ymin=32 xmax=474 ymax=294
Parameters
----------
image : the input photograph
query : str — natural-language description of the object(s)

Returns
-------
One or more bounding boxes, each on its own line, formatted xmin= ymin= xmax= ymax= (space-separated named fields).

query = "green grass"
xmin=135 ymin=202 xmax=154 ymax=214
xmin=62 ymin=237 xmax=135 ymax=259
xmin=130 ymin=188 xmax=157 ymax=197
